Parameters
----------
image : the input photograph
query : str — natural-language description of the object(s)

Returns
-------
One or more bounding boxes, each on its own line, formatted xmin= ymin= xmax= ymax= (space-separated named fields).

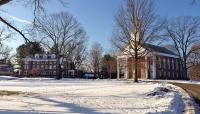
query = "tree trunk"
xmin=56 ymin=56 xmax=62 ymax=80
xmin=183 ymin=62 xmax=188 ymax=80
xmin=109 ymin=71 xmax=111 ymax=79
xmin=134 ymin=57 xmax=138 ymax=82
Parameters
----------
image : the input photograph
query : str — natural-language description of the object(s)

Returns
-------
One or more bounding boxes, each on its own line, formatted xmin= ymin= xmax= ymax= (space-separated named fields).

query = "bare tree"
xmin=90 ymin=42 xmax=103 ymax=78
xmin=102 ymin=54 xmax=117 ymax=79
xmin=0 ymin=28 xmax=11 ymax=56
xmin=164 ymin=16 xmax=200 ymax=79
xmin=0 ymin=28 xmax=11 ymax=45
xmin=0 ymin=45 xmax=12 ymax=59
xmin=0 ymin=0 xmax=66 ymax=42
xmin=70 ymin=43 xmax=87 ymax=69
xmin=34 ymin=12 xmax=87 ymax=79
xmin=0 ymin=0 xmax=10 ymax=6
xmin=191 ymin=0 xmax=200 ymax=4
xmin=112 ymin=0 xmax=163 ymax=82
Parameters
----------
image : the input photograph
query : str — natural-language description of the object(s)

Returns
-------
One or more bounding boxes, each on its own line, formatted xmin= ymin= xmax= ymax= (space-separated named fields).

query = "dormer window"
xmin=35 ymin=54 xmax=39 ymax=59
xmin=39 ymin=55 xmax=43 ymax=59
xmin=47 ymin=56 xmax=51 ymax=59
xmin=52 ymin=54 xmax=56 ymax=59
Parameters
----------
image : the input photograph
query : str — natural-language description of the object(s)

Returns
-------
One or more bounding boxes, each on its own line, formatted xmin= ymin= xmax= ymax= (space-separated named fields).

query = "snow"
xmin=141 ymin=79 xmax=200 ymax=85
xmin=0 ymin=77 xmax=188 ymax=114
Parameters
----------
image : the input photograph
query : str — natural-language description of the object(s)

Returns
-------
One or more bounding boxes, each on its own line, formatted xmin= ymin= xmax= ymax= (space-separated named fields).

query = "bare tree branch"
xmin=112 ymin=0 xmax=164 ymax=82
xmin=164 ymin=16 xmax=200 ymax=79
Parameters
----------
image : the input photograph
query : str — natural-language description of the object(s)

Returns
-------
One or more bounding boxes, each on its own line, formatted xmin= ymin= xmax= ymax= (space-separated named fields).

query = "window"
xmin=33 ymin=61 xmax=35 ymax=64
xmin=49 ymin=71 xmax=52 ymax=75
xmin=168 ymin=58 xmax=170 ymax=70
xmin=47 ymin=56 xmax=51 ymax=59
xmin=49 ymin=65 xmax=52 ymax=69
xmin=24 ymin=65 xmax=27 ymax=69
xmin=171 ymin=59 xmax=174 ymax=70
xmin=37 ymin=65 xmax=40 ymax=69
xmin=53 ymin=71 xmax=56 ymax=75
xmin=45 ymin=65 xmax=48 ymax=69
xmin=159 ymin=71 xmax=162 ymax=77
xmin=35 ymin=55 xmax=39 ymax=59
xmin=24 ymin=71 xmax=28 ymax=75
xmin=39 ymin=55 xmax=43 ymax=59
xmin=157 ymin=57 xmax=161 ymax=68
xmin=163 ymin=71 xmax=166 ymax=77
xmin=24 ymin=61 xmax=29 ymax=64
xmin=52 ymin=54 xmax=56 ymax=59
xmin=54 ymin=65 xmax=56 ymax=69
xmin=163 ymin=58 xmax=166 ymax=69
xmin=176 ymin=60 xmax=178 ymax=70
xmin=168 ymin=72 xmax=170 ymax=78
xmin=43 ymin=55 xmax=47 ymax=59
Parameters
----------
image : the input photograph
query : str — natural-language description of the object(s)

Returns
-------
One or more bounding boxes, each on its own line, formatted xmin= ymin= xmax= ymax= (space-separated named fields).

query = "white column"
xmin=117 ymin=57 xmax=120 ymax=80
xmin=145 ymin=56 xmax=148 ymax=79
xmin=152 ymin=55 xmax=156 ymax=79
xmin=125 ymin=57 xmax=128 ymax=79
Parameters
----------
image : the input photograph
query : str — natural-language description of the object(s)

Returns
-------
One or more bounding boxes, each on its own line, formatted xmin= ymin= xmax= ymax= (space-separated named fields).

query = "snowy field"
xmin=0 ymin=77 xmax=187 ymax=114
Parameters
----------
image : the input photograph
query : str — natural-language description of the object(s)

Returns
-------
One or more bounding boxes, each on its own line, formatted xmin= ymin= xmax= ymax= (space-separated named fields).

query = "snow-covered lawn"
xmin=0 ymin=78 xmax=186 ymax=114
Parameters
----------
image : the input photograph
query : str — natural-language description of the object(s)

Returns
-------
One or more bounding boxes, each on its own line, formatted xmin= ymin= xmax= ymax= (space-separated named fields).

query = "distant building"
xmin=189 ymin=64 xmax=200 ymax=81
xmin=117 ymin=43 xmax=185 ymax=80
xmin=0 ymin=59 xmax=13 ymax=75
xmin=20 ymin=54 xmax=77 ymax=78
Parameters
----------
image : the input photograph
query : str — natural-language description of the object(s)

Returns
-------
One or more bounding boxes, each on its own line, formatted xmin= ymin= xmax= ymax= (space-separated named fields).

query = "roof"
xmin=142 ymin=43 xmax=177 ymax=56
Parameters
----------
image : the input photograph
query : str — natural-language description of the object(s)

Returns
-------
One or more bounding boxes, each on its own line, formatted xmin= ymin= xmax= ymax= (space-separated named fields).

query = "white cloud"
xmin=2 ymin=12 xmax=32 ymax=24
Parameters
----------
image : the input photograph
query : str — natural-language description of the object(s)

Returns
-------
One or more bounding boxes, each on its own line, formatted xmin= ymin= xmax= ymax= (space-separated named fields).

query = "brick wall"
xmin=124 ymin=55 xmax=183 ymax=80
xmin=127 ymin=57 xmax=146 ymax=79
xmin=21 ymin=60 xmax=74 ymax=77
xmin=190 ymin=64 xmax=200 ymax=81
xmin=155 ymin=55 xmax=182 ymax=80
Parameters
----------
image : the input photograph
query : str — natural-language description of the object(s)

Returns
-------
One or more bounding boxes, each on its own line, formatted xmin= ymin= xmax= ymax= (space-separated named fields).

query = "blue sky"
xmin=1 ymin=0 xmax=200 ymax=53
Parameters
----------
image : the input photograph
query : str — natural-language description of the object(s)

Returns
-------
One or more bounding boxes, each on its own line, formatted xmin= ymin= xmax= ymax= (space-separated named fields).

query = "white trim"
xmin=117 ymin=54 xmax=132 ymax=59
xmin=154 ymin=52 xmax=179 ymax=58
xmin=117 ymin=51 xmax=179 ymax=59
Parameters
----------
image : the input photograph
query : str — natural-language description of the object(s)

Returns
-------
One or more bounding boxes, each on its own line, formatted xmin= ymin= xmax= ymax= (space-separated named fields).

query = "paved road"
xmin=170 ymin=82 xmax=200 ymax=101
xmin=170 ymin=82 xmax=200 ymax=114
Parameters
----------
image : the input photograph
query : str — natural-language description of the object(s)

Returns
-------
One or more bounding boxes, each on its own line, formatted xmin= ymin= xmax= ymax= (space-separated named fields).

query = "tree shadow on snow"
xmin=0 ymin=109 xmax=38 ymax=114
xmin=36 ymin=96 xmax=112 ymax=114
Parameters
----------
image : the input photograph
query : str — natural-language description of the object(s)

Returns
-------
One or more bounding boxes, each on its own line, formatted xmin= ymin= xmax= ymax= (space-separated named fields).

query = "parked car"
xmin=83 ymin=73 xmax=96 ymax=79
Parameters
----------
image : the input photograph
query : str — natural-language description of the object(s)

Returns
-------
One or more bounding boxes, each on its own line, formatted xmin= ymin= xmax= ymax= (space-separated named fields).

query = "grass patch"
xmin=0 ymin=90 xmax=36 ymax=96
xmin=0 ymin=90 xmax=21 ymax=96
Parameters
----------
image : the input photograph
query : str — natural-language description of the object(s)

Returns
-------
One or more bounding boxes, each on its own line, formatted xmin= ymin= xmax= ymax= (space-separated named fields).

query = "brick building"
xmin=0 ymin=59 xmax=13 ymax=75
xmin=20 ymin=54 xmax=76 ymax=78
xmin=189 ymin=64 xmax=200 ymax=81
xmin=117 ymin=44 xmax=185 ymax=80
